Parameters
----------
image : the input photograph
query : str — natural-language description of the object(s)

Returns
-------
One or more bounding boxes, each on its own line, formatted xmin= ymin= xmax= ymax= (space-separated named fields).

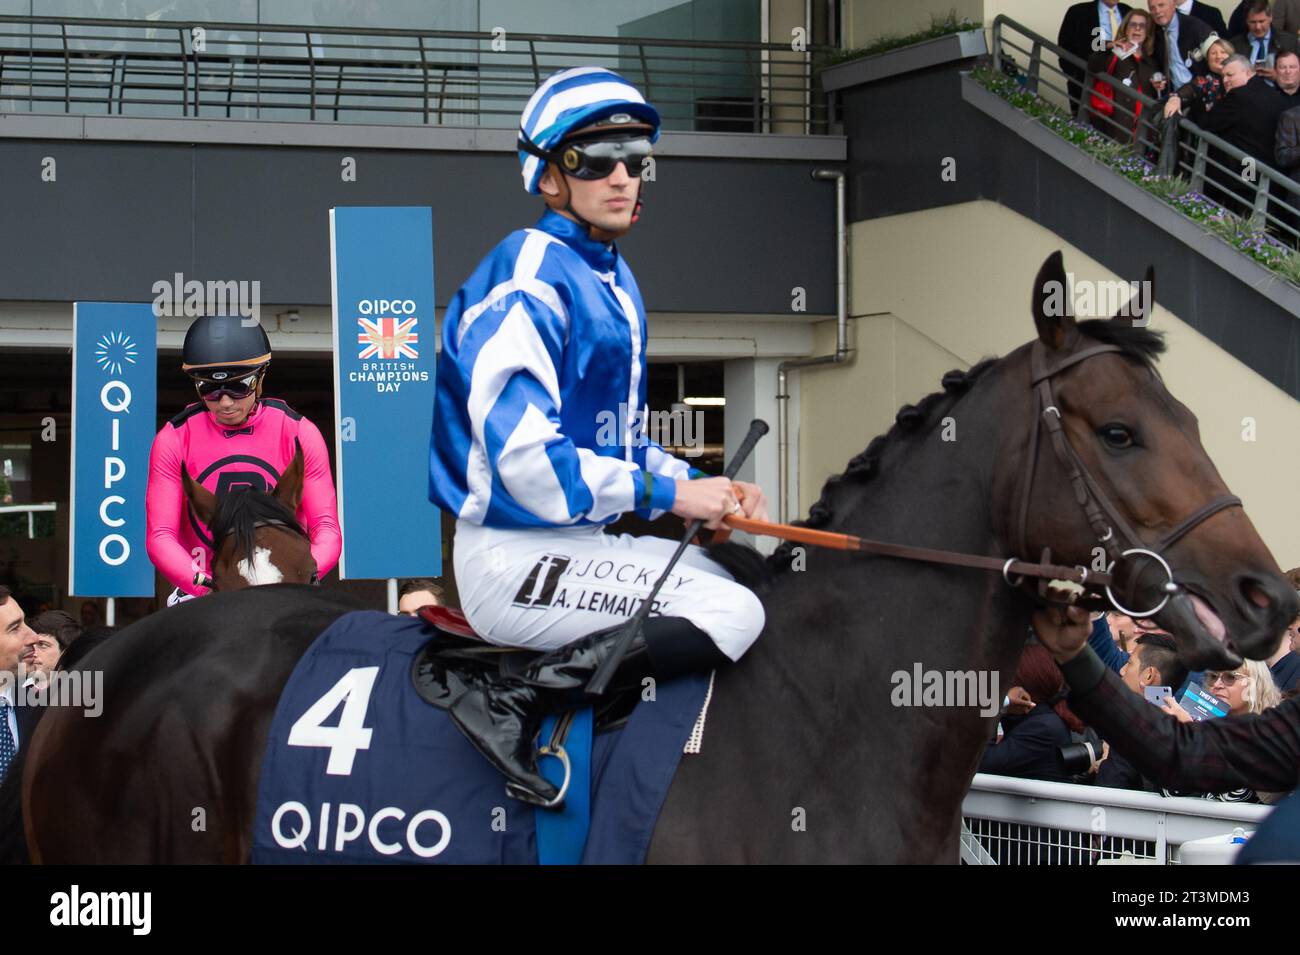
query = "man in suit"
xmin=1059 ymin=0 xmax=1134 ymax=114
xmin=1231 ymin=0 xmax=1300 ymax=82
xmin=1151 ymin=0 xmax=1215 ymax=93
xmin=1181 ymin=0 xmax=1229 ymax=35
xmin=1201 ymin=54 xmax=1287 ymax=159
xmin=0 ymin=586 xmax=41 ymax=781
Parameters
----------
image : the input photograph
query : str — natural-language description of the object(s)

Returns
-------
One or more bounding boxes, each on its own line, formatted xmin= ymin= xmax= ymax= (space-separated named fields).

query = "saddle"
xmin=409 ymin=605 xmax=639 ymax=732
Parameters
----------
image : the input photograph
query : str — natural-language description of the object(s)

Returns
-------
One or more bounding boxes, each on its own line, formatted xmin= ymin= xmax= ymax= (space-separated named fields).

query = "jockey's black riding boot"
xmin=447 ymin=616 xmax=728 ymax=809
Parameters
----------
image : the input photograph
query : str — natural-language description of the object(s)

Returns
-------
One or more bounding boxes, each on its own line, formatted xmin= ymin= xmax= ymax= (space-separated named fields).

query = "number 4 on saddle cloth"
xmin=252 ymin=607 xmax=711 ymax=865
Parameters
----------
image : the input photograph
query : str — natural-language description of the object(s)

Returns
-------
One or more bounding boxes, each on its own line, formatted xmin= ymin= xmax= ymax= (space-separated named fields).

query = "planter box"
xmin=821 ymin=28 xmax=988 ymax=92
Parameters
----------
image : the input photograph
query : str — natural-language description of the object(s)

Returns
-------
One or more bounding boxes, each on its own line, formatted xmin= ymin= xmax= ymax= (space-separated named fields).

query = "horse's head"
xmin=182 ymin=447 xmax=318 ymax=591
xmin=1006 ymin=252 xmax=1295 ymax=670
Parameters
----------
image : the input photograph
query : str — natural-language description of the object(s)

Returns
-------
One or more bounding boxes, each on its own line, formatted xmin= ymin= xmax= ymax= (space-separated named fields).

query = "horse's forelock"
xmin=210 ymin=490 xmax=304 ymax=574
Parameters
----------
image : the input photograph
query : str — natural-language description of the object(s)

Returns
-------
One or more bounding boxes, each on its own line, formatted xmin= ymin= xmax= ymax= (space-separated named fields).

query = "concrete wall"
xmin=797 ymin=199 xmax=1300 ymax=569
xmin=843 ymin=0 xmax=984 ymax=48
xmin=842 ymin=0 xmax=1087 ymax=58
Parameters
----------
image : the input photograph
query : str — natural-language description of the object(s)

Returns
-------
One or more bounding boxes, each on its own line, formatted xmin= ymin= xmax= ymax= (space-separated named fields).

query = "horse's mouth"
xmin=1156 ymin=585 xmax=1242 ymax=670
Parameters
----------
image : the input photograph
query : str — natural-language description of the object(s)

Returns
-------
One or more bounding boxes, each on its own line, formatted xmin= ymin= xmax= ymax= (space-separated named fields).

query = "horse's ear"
xmin=1111 ymin=264 xmax=1155 ymax=327
xmin=1032 ymin=251 xmax=1078 ymax=352
xmin=183 ymin=464 xmax=218 ymax=527
xmin=274 ymin=444 xmax=305 ymax=512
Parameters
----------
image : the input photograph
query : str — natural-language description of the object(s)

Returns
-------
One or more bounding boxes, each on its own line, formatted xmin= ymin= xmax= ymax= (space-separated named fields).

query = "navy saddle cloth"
xmin=252 ymin=610 xmax=709 ymax=864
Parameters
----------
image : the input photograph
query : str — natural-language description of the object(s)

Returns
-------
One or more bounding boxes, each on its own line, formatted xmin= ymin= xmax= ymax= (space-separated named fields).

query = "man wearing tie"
xmin=1231 ymin=0 xmax=1299 ymax=83
xmin=1151 ymin=0 xmax=1215 ymax=93
xmin=1059 ymin=0 xmax=1134 ymax=114
xmin=0 ymin=586 xmax=41 ymax=782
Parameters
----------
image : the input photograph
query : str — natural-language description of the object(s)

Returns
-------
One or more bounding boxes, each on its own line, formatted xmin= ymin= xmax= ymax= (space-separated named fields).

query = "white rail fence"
xmin=962 ymin=773 xmax=1270 ymax=865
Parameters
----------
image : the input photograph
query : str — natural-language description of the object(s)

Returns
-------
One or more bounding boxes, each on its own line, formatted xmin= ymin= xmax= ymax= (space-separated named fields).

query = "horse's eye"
xmin=1099 ymin=423 xmax=1135 ymax=449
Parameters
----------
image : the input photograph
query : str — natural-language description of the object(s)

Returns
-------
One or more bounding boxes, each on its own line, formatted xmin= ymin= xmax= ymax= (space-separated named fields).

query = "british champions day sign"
xmin=329 ymin=207 xmax=441 ymax=579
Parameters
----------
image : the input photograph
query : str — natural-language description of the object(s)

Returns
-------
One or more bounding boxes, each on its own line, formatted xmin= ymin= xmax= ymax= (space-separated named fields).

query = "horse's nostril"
xmin=1243 ymin=580 xmax=1273 ymax=610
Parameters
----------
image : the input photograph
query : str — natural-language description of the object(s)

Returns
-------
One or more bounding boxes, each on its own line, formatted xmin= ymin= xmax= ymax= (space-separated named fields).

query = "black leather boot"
xmin=447 ymin=616 xmax=728 ymax=809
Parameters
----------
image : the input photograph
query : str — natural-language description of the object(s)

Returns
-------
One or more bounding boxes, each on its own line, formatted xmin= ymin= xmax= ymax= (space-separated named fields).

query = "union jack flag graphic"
xmin=357 ymin=317 xmax=419 ymax=360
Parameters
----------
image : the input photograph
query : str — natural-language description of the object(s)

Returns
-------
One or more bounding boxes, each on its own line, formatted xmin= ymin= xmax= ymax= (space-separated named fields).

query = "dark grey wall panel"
xmin=841 ymin=66 xmax=987 ymax=223
xmin=0 ymin=139 xmax=836 ymax=314
xmin=0 ymin=141 xmax=193 ymax=300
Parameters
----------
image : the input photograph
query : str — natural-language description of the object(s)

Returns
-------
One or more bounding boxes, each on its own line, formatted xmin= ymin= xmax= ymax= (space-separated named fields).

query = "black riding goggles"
xmin=520 ymin=131 xmax=654 ymax=180
xmin=195 ymin=372 xmax=260 ymax=401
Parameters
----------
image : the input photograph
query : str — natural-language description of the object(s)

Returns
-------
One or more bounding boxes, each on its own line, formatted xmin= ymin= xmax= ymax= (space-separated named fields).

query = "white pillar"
xmin=723 ymin=357 xmax=787 ymax=554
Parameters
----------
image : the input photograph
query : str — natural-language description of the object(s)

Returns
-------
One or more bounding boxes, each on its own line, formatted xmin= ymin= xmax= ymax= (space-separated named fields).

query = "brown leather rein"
xmin=718 ymin=340 xmax=1242 ymax=615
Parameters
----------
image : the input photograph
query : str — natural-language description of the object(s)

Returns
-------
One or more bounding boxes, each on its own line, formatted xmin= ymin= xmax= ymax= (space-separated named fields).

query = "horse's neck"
xmin=743 ymin=362 xmax=1033 ymax=747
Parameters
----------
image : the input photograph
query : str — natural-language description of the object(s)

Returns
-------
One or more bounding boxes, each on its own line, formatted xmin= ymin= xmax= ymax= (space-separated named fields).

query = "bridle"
xmin=719 ymin=338 xmax=1242 ymax=617
xmin=1010 ymin=339 xmax=1240 ymax=616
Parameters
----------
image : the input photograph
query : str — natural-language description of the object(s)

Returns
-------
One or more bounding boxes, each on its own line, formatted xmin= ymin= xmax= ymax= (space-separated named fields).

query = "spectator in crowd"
xmin=79 ymin=600 xmax=99 ymax=629
xmin=1274 ymin=48 xmax=1300 ymax=102
xmin=1087 ymin=9 xmax=1163 ymax=141
xmin=1059 ymin=0 xmax=1134 ymax=115
xmin=1163 ymin=36 xmax=1235 ymax=116
xmin=1150 ymin=0 xmax=1215 ymax=94
xmin=1230 ymin=0 xmax=1300 ymax=36
xmin=1181 ymin=0 xmax=1229 ymax=34
xmin=1197 ymin=54 xmax=1286 ymax=207
xmin=1268 ymin=615 xmax=1300 ymax=690
xmin=1276 ymin=99 xmax=1300 ymax=174
xmin=1086 ymin=611 xmax=1131 ymax=673
xmin=1231 ymin=0 xmax=1299 ymax=81
xmin=1156 ymin=659 xmax=1284 ymax=802
xmin=1096 ymin=631 xmax=1188 ymax=791
xmin=397 ymin=578 xmax=445 ymax=615
xmin=0 ymin=586 xmax=40 ymax=780
xmin=23 ymin=610 xmax=79 ymax=679
xmin=1201 ymin=54 xmax=1286 ymax=160
xmin=1174 ymin=658 xmax=1284 ymax=719
xmin=979 ymin=644 xmax=1090 ymax=783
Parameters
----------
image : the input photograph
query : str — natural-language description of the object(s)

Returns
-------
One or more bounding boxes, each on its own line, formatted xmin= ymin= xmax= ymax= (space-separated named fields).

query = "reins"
xmin=715 ymin=338 xmax=1242 ymax=615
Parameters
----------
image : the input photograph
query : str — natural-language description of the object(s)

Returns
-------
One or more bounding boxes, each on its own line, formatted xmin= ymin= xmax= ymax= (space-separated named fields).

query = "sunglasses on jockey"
xmin=193 ymin=370 xmax=261 ymax=402
xmin=518 ymin=129 xmax=654 ymax=181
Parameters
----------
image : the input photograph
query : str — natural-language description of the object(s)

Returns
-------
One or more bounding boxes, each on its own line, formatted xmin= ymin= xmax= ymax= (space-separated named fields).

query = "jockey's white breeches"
xmin=452 ymin=519 xmax=765 ymax=661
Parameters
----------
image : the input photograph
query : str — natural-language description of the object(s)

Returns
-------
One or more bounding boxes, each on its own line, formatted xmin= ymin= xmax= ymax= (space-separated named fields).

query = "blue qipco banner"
xmin=329 ymin=206 xmax=441 ymax=579
xmin=70 ymin=302 xmax=158 ymax=597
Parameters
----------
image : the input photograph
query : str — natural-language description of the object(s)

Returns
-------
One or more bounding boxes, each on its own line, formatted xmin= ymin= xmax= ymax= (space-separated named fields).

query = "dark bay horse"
xmin=19 ymin=254 xmax=1296 ymax=863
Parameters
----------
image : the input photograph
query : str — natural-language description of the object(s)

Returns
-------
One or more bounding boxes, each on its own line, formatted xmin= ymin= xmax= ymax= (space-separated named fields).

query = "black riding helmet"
xmin=182 ymin=315 xmax=272 ymax=381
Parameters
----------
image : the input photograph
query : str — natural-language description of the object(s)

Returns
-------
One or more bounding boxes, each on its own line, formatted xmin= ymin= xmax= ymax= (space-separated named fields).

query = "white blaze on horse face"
xmin=237 ymin=546 xmax=284 ymax=586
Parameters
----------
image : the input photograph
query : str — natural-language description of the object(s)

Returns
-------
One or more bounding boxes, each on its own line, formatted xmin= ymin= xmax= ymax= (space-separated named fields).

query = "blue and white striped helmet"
xmin=518 ymin=67 xmax=661 ymax=195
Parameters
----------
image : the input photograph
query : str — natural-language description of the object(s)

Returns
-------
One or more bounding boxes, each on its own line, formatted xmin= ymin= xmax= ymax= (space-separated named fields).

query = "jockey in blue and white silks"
xmin=428 ymin=208 xmax=685 ymax=529
xmin=427 ymin=67 xmax=769 ymax=809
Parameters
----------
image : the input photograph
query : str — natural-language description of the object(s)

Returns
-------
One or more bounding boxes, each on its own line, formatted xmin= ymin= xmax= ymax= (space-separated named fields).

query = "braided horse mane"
xmin=765 ymin=359 xmax=999 ymax=573
xmin=755 ymin=318 xmax=1167 ymax=577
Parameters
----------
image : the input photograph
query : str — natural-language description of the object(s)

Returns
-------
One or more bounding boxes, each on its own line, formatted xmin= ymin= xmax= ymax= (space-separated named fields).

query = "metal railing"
xmin=991 ymin=15 xmax=1300 ymax=247
xmin=962 ymin=773 xmax=1270 ymax=865
xmin=0 ymin=14 xmax=832 ymax=134
xmin=0 ymin=502 xmax=55 ymax=539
